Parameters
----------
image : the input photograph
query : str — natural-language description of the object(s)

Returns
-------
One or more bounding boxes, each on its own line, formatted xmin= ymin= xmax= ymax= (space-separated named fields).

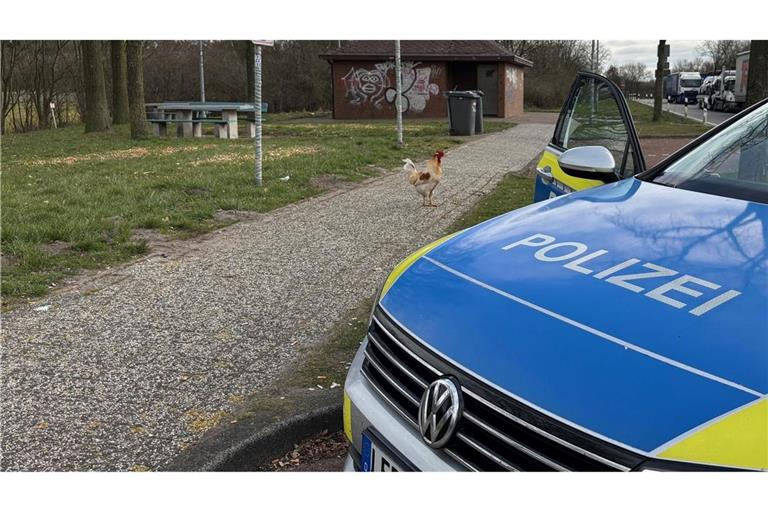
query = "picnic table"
xmin=145 ymin=102 xmax=267 ymax=139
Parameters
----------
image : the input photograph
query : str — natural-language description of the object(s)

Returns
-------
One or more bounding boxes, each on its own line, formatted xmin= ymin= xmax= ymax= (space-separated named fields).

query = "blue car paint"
xmin=380 ymin=178 xmax=768 ymax=453
xmin=533 ymin=174 xmax=561 ymax=202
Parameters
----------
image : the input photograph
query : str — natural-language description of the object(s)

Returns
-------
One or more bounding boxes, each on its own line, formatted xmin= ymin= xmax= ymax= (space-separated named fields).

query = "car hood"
xmin=380 ymin=178 xmax=767 ymax=461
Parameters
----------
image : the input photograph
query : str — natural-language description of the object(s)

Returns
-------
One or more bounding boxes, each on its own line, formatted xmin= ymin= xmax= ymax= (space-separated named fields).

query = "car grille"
xmin=361 ymin=307 xmax=646 ymax=471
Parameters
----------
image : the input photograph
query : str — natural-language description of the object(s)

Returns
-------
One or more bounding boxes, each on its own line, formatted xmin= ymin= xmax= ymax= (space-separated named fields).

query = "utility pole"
xmin=198 ymin=41 xmax=206 ymax=103
xmin=395 ymin=40 xmax=404 ymax=147
xmin=653 ymin=40 xmax=669 ymax=122
xmin=254 ymin=43 xmax=263 ymax=186
xmin=591 ymin=40 xmax=596 ymax=72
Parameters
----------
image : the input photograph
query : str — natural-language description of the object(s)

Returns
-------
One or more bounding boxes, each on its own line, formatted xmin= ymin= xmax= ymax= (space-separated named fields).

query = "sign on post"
xmin=49 ymin=102 xmax=57 ymax=129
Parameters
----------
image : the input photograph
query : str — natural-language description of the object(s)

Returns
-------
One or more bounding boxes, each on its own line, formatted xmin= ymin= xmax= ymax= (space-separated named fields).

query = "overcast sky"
xmin=602 ymin=40 xmax=703 ymax=69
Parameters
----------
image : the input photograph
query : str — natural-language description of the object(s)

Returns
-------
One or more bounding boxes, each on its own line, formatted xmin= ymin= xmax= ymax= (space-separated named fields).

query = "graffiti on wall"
xmin=342 ymin=62 xmax=440 ymax=113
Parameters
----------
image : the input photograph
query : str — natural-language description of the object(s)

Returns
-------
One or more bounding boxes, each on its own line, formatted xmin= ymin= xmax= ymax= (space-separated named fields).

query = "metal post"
xmin=703 ymin=107 xmax=708 ymax=124
xmin=591 ymin=40 xmax=595 ymax=73
xmin=595 ymin=40 xmax=600 ymax=73
xmin=254 ymin=44 xmax=263 ymax=186
xmin=395 ymin=40 xmax=403 ymax=147
xmin=198 ymin=41 xmax=206 ymax=103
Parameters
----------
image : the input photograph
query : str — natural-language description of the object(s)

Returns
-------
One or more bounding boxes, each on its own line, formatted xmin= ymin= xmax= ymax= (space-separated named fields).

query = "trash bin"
xmin=473 ymin=90 xmax=484 ymax=134
xmin=447 ymin=91 xmax=478 ymax=136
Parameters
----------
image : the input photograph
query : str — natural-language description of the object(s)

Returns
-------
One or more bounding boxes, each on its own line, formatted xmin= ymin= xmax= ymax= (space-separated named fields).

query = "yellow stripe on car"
xmin=658 ymin=397 xmax=768 ymax=470
xmin=343 ymin=392 xmax=353 ymax=443
xmin=380 ymin=231 xmax=462 ymax=299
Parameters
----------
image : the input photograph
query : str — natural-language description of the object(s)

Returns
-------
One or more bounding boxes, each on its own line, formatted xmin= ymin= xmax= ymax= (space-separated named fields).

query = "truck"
xmin=696 ymin=75 xmax=717 ymax=109
xmin=709 ymin=51 xmax=750 ymax=112
xmin=664 ymin=71 xmax=702 ymax=104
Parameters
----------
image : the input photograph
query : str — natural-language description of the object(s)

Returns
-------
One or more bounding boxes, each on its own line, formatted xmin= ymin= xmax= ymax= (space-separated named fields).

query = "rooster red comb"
xmin=434 ymin=150 xmax=445 ymax=161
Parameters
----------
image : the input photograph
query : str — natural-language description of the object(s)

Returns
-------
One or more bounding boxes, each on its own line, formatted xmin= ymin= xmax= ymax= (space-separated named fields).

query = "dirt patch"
xmin=157 ymin=144 xmax=215 ymax=155
xmin=1 ymin=252 xmax=17 ymax=268
xmin=131 ymin=228 xmax=178 ymax=258
xmin=309 ymin=174 xmax=357 ymax=192
xmin=40 ymin=240 xmax=72 ymax=255
xmin=212 ymin=209 xmax=265 ymax=223
xmin=260 ymin=430 xmax=347 ymax=471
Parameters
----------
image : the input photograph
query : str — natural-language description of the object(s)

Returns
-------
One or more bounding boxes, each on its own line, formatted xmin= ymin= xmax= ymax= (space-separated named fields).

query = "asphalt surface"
xmin=1 ymin=122 xmax=554 ymax=471
xmin=636 ymin=98 xmax=736 ymax=126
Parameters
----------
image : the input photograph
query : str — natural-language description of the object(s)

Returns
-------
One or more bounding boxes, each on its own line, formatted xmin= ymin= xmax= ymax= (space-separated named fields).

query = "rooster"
xmin=404 ymin=150 xmax=444 ymax=207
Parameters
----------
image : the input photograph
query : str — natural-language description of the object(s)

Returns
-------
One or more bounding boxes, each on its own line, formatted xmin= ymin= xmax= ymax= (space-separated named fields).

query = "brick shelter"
xmin=320 ymin=41 xmax=532 ymax=120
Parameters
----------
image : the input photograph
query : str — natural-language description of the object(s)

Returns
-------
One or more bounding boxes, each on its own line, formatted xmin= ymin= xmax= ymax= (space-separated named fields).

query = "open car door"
xmin=533 ymin=72 xmax=646 ymax=202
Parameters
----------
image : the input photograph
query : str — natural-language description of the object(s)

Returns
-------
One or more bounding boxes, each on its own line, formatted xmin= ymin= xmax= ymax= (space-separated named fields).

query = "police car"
xmin=342 ymin=72 xmax=768 ymax=471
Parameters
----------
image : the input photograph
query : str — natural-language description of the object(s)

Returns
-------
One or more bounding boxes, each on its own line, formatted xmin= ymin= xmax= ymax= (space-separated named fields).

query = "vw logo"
xmin=418 ymin=377 xmax=463 ymax=449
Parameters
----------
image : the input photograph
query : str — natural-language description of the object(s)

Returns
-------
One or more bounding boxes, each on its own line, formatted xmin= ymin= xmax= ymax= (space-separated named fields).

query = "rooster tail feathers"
xmin=402 ymin=158 xmax=417 ymax=172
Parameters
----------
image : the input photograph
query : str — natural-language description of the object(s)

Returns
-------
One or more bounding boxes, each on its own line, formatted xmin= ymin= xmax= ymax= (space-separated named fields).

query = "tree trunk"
xmin=81 ymin=41 xmax=111 ymax=132
xmin=126 ymin=40 xmax=149 ymax=139
xmin=746 ymin=40 xmax=768 ymax=107
xmin=110 ymin=41 xmax=130 ymax=124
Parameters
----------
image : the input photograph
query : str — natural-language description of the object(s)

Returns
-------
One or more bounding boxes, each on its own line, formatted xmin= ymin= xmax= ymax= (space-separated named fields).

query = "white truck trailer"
xmin=734 ymin=51 xmax=750 ymax=105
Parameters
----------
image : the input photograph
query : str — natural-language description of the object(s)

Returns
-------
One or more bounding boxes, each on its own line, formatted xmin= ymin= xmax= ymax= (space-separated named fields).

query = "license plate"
xmin=360 ymin=432 xmax=405 ymax=472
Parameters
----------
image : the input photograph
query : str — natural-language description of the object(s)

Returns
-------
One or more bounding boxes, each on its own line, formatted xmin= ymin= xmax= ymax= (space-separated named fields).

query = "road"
xmin=636 ymin=98 xmax=736 ymax=126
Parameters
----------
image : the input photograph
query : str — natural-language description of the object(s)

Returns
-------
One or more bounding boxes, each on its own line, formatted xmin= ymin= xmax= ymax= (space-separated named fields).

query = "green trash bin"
xmin=447 ymin=91 xmax=478 ymax=136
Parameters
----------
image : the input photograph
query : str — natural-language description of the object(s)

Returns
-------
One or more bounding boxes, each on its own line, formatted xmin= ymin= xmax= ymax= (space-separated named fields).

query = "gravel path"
xmin=1 ymin=123 xmax=553 ymax=471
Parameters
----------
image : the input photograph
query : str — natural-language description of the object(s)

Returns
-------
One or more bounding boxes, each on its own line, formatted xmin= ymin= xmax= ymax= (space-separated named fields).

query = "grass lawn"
xmin=629 ymin=101 xmax=710 ymax=137
xmin=1 ymin=117 xmax=514 ymax=306
xmin=450 ymin=173 xmax=535 ymax=232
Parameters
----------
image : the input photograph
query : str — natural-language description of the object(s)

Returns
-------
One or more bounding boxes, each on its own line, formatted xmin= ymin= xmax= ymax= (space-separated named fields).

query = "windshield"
xmin=681 ymin=79 xmax=701 ymax=88
xmin=651 ymin=103 xmax=768 ymax=204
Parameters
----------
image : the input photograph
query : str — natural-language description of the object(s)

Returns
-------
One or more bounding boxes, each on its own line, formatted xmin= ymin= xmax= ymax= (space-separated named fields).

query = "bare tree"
xmin=110 ymin=41 xmax=129 ymax=124
xmin=1 ymin=41 xmax=22 ymax=134
xmin=697 ymin=40 xmax=749 ymax=72
xmin=618 ymin=62 xmax=649 ymax=99
xmin=605 ymin=65 xmax=622 ymax=86
xmin=672 ymin=57 xmax=707 ymax=73
xmin=81 ymin=41 xmax=111 ymax=132
xmin=746 ymin=40 xmax=768 ymax=107
xmin=496 ymin=40 xmax=595 ymax=108
xmin=126 ymin=40 xmax=149 ymax=138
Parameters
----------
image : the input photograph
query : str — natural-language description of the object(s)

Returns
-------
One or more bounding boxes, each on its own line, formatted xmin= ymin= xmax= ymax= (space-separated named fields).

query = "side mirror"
xmin=558 ymin=146 xmax=618 ymax=183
